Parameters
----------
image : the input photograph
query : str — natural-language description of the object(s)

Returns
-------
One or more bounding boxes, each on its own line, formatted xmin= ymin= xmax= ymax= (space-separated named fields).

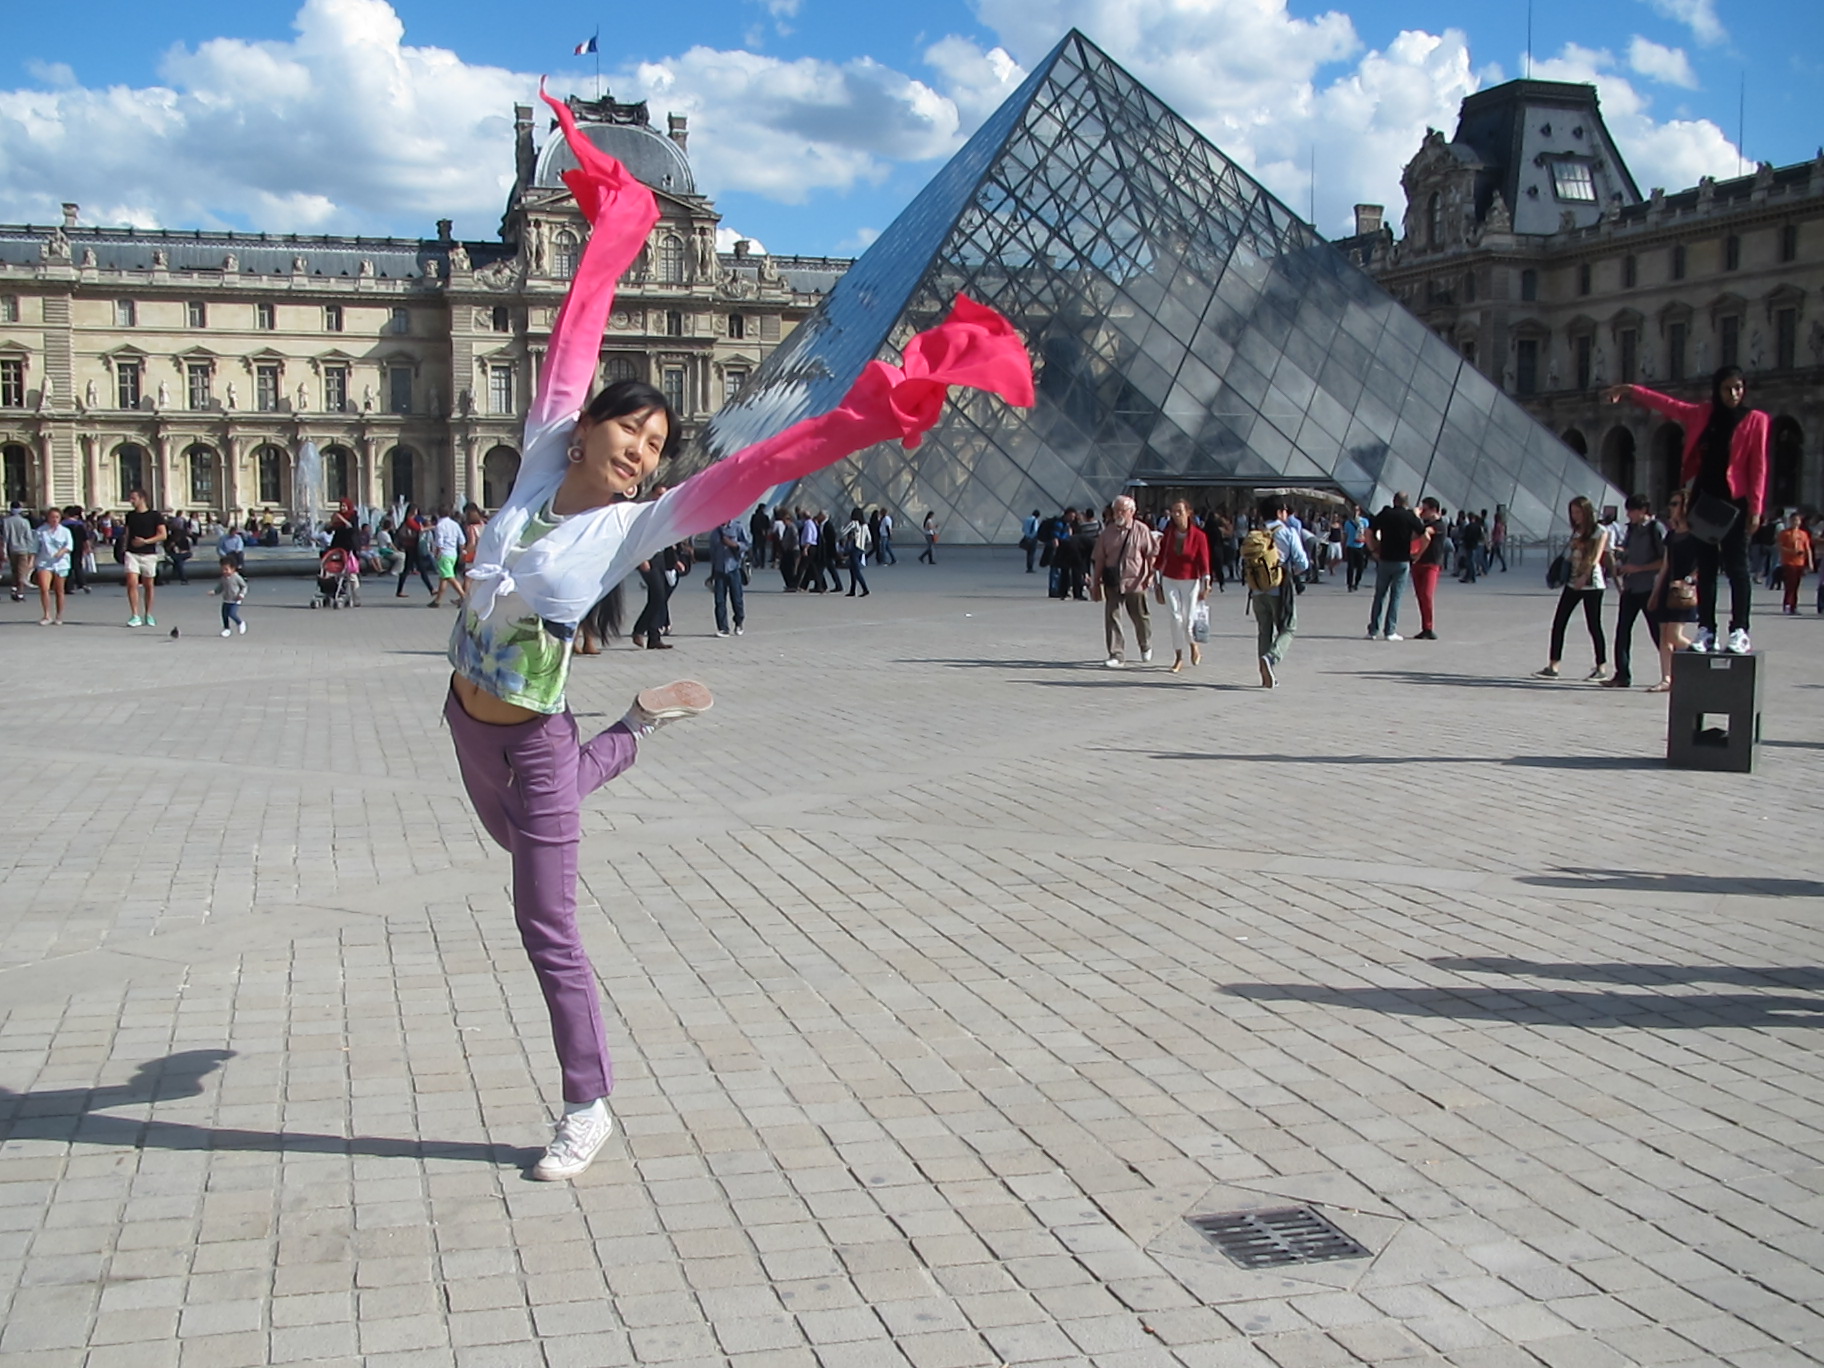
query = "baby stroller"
xmin=311 ymin=547 xmax=362 ymax=609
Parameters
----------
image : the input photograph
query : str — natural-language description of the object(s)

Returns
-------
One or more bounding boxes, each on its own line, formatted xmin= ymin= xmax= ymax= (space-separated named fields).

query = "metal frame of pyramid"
xmin=685 ymin=30 xmax=1622 ymax=543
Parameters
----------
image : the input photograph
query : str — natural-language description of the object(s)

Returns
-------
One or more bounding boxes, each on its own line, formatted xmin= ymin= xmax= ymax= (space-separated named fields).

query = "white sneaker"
xmin=715 ymin=629 xmax=730 ymax=637
xmin=221 ymin=628 xmax=232 ymax=637
xmin=531 ymin=1106 xmax=614 ymax=1181
xmin=237 ymin=620 xmax=246 ymax=634
xmin=1140 ymin=649 xmax=1153 ymax=663
xmin=1724 ymin=628 xmax=1750 ymax=655
xmin=624 ymin=680 xmax=713 ymax=737
xmin=1689 ymin=628 xmax=1714 ymax=654
xmin=1365 ymin=629 xmax=1378 ymax=640
xmin=733 ymin=625 xmax=743 ymax=636
xmin=1103 ymin=656 xmax=1123 ymax=668
xmin=1385 ymin=632 xmax=1403 ymax=642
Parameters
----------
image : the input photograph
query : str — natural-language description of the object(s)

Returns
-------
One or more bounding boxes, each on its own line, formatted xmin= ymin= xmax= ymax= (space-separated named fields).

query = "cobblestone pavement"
xmin=2 ymin=551 xmax=1821 ymax=1368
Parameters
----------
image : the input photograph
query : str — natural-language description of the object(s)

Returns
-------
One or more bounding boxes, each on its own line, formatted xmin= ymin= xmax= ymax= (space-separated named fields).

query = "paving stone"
xmin=3 ymin=563 xmax=1823 ymax=1368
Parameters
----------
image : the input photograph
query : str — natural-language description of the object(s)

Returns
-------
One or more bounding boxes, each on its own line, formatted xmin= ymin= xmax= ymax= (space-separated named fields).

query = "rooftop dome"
xmin=533 ymin=97 xmax=696 ymax=197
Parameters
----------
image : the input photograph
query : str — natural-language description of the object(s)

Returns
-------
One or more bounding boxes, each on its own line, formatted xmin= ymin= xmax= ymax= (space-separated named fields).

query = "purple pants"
xmin=443 ymin=688 xmax=637 ymax=1103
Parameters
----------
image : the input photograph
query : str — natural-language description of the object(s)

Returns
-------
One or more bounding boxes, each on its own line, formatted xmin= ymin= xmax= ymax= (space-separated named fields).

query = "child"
xmin=447 ymin=87 xmax=1032 ymax=1183
xmin=212 ymin=556 xmax=248 ymax=635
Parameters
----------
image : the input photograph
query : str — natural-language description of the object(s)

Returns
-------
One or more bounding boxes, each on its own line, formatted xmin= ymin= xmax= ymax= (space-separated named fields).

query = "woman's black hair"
xmin=1700 ymin=365 xmax=1748 ymax=460
xmin=580 ymin=380 xmax=682 ymax=464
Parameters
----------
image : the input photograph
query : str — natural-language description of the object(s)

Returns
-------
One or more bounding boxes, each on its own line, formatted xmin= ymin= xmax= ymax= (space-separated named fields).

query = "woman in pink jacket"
xmin=1605 ymin=366 xmax=1769 ymax=655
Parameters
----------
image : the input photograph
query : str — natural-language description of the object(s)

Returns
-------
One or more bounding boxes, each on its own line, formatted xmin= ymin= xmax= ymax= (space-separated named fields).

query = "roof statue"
xmin=683 ymin=30 xmax=1619 ymax=542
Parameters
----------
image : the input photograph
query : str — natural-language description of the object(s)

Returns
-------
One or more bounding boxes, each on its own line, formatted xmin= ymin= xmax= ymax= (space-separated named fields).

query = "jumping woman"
xmin=447 ymin=88 xmax=1032 ymax=1181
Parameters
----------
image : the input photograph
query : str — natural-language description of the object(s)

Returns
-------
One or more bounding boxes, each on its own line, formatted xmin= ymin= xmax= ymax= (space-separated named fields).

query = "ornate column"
xmin=461 ymin=434 xmax=480 ymax=509
xmin=82 ymin=432 xmax=101 ymax=509
xmin=152 ymin=431 xmax=173 ymax=510
xmin=358 ymin=435 xmax=379 ymax=508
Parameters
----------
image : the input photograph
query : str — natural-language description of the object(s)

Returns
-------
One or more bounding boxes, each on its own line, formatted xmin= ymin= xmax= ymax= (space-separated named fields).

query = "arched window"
xmin=1426 ymin=193 xmax=1442 ymax=248
xmin=657 ymin=234 xmax=685 ymax=283
xmin=115 ymin=444 xmax=148 ymax=504
xmin=1600 ymin=426 xmax=1637 ymax=496
xmin=605 ymin=356 xmax=638 ymax=384
xmin=2 ymin=443 xmax=30 ymax=505
xmin=386 ymin=447 xmax=416 ymax=505
xmin=481 ymin=446 xmax=521 ymax=509
xmin=551 ymin=230 xmax=579 ymax=280
xmin=255 ymin=445 xmax=287 ymax=505
xmin=1771 ymin=418 xmax=1803 ymax=508
xmin=187 ymin=445 xmax=218 ymax=508
xmin=1561 ymin=428 xmax=1588 ymax=457
xmin=322 ymin=446 xmax=354 ymax=503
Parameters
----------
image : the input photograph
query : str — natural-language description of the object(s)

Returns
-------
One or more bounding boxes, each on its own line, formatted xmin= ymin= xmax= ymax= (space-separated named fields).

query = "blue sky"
xmin=0 ymin=0 xmax=1813 ymax=255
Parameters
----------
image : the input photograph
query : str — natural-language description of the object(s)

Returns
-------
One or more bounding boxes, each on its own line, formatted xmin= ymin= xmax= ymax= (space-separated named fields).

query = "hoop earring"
xmin=566 ymin=444 xmax=584 ymax=464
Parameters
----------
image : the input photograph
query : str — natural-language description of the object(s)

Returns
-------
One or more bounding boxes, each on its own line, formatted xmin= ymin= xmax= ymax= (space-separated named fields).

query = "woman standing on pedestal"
xmin=1605 ymin=367 xmax=1769 ymax=654
xmin=446 ymin=88 xmax=1032 ymax=1182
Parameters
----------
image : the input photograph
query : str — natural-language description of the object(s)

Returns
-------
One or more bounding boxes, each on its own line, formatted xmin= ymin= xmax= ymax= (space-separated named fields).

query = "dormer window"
xmin=1550 ymin=160 xmax=1596 ymax=203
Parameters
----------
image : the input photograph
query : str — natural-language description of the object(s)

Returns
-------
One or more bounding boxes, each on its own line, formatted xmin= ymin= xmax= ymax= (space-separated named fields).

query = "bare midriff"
xmin=451 ymin=672 xmax=545 ymax=726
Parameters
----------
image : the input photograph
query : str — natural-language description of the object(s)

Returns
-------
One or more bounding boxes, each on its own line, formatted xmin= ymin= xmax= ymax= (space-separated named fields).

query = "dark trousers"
xmin=398 ymin=555 xmax=436 ymax=594
xmin=1549 ymin=587 xmax=1606 ymax=665
xmin=845 ymin=550 xmax=868 ymax=595
xmin=632 ymin=562 xmax=668 ymax=643
xmin=778 ymin=548 xmax=798 ymax=590
xmin=1344 ymin=546 xmax=1367 ymax=591
xmin=712 ymin=570 xmax=744 ymax=632
xmin=1693 ymin=502 xmax=1752 ymax=635
xmin=1611 ymin=589 xmax=1657 ymax=684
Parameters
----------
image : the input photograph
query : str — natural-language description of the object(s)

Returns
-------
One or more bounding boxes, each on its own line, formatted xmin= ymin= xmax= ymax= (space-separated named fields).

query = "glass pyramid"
xmin=684 ymin=29 xmax=1619 ymax=543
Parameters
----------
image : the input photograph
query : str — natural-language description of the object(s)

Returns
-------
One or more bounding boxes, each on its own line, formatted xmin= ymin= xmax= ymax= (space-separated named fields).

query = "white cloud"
xmin=1627 ymin=35 xmax=1699 ymax=89
xmin=1532 ymin=44 xmax=1738 ymax=192
xmin=0 ymin=0 xmax=525 ymax=234
xmin=1640 ymin=0 xmax=1726 ymax=47
xmin=715 ymin=226 xmax=767 ymax=254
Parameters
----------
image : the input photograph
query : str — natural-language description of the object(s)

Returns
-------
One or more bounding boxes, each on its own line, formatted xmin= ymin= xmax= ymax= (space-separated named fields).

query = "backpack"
xmin=1240 ymin=528 xmax=1284 ymax=593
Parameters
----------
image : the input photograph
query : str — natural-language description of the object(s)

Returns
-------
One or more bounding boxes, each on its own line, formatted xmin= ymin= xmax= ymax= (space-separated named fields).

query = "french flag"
xmin=573 ymin=36 xmax=597 ymax=55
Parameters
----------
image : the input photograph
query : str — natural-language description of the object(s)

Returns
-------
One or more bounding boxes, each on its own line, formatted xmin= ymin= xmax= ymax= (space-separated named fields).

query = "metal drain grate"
xmin=1188 ymin=1206 xmax=1371 ymax=1269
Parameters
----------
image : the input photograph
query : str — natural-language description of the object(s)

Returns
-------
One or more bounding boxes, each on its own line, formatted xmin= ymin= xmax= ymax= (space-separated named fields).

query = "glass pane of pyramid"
xmin=681 ymin=30 xmax=1623 ymax=543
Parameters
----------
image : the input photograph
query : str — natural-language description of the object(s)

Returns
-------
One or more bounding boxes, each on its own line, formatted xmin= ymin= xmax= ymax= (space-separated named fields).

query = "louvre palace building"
xmin=1346 ymin=79 xmax=1823 ymax=512
xmin=0 ymin=92 xmax=846 ymax=519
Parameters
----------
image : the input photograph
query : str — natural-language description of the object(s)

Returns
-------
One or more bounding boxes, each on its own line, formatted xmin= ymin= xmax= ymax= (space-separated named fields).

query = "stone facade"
xmin=0 ymin=93 xmax=849 ymax=519
xmin=1345 ymin=78 xmax=1823 ymax=512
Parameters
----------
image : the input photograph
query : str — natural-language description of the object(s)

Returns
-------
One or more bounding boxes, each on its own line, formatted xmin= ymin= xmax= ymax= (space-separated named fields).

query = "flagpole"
xmin=595 ymin=27 xmax=602 ymax=101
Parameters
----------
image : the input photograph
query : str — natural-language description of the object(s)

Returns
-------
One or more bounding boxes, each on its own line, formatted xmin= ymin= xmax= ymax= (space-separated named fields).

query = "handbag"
xmin=1687 ymin=492 xmax=1739 ymax=545
xmin=1666 ymin=579 xmax=1698 ymax=611
xmin=1191 ymin=600 xmax=1210 ymax=643
xmin=1546 ymin=554 xmax=1569 ymax=589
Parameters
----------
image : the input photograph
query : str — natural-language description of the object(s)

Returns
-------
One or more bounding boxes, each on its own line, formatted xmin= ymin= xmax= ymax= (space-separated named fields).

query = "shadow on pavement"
xmin=1429 ymin=957 xmax=1824 ymax=990
xmin=1516 ymin=866 xmax=1824 ymax=898
xmin=1337 ymin=669 xmax=1584 ymax=690
xmin=0 ymin=1050 xmax=536 ymax=1167
xmin=1144 ymin=752 xmax=1658 ymax=770
xmin=1222 ymin=982 xmax=1824 ymax=1029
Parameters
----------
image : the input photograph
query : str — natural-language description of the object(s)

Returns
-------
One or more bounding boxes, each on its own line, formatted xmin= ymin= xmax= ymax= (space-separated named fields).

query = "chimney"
xmin=733 ymin=239 xmax=750 ymax=260
xmin=1353 ymin=204 xmax=1384 ymax=236
xmin=437 ymin=219 xmax=454 ymax=245
xmin=514 ymin=104 xmax=536 ymax=191
xmin=668 ymin=113 xmax=688 ymax=153
xmin=62 ymin=203 xmax=79 ymax=228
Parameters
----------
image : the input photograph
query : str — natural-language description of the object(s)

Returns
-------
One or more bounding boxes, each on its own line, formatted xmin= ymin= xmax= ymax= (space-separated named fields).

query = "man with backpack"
xmin=1243 ymin=496 xmax=1310 ymax=688
xmin=1604 ymin=494 xmax=1665 ymax=689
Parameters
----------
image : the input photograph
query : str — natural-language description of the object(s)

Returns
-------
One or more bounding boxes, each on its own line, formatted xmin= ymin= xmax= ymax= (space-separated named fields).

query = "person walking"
xmin=876 ymin=509 xmax=896 ymax=564
xmin=121 ymin=488 xmax=167 ymax=627
xmin=1534 ymin=496 xmax=1612 ymax=680
xmin=1090 ymin=495 xmax=1155 ymax=667
xmin=1021 ymin=509 xmax=1042 ymax=573
xmin=1645 ymin=492 xmax=1701 ymax=691
xmin=1244 ymin=496 xmax=1310 ymax=688
xmin=709 ymin=514 xmax=749 ymax=636
xmin=428 ymin=508 xmax=466 ymax=607
xmin=1153 ymin=498 xmax=1209 ymax=673
xmin=1605 ymin=495 xmax=1664 ymax=688
xmin=1605 ymin=368 xmax=1768 ymax=654
xmin=917 ymin=511 xmax=938 ymax=563
xmin=1364 ymin=492 xmax=1422 ymax=641
xmin=211 ymin=556 xmax=250 ymax=636
xmin=1410 ymin=496 xmax=1446 ymax=640
xmin=840 ymin=506 xmax=871 ymax=597
xmin=4 ymin=501 xmax=34 ymax=603
xmin=1776 ymin=513 xmax=1813 ymax=615
xmin=62 ymin=506 xmax=93 ymax=594
xmin=32 ymin=506 xmax=72 ymax=625
xmin=1342 ymin=503 xmax=1369 ymax=592
xmin=748 ymin=503 xmax=771 ymax=569
xmin=775 ymin=507 xmax=799 ymax=591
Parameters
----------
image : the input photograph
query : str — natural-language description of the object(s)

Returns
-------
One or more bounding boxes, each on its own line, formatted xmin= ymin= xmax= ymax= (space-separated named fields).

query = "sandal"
xmin=1646 ymin=680 xmax=1672 ymax=693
